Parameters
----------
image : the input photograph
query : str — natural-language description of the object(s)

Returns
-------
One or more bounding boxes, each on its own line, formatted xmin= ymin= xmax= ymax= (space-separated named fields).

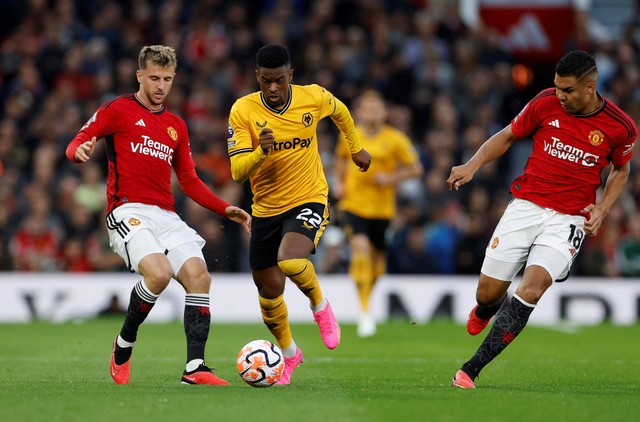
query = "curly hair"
xmin=256 ymin=44 xmax=290 ymax=69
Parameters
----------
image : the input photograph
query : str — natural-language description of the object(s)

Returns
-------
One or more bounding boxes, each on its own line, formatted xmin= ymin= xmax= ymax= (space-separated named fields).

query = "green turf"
xmin=0 ymin=318 xmax=638 ymax=422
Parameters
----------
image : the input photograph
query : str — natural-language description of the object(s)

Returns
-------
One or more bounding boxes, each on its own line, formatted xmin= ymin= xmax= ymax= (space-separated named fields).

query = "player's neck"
xmin=579 ymin=93 xmax=604 ymax=115
xmin=135 ymin=91 xmax=164 ymax=111
xmin=362 ymin=122 xmax=383 ymax=137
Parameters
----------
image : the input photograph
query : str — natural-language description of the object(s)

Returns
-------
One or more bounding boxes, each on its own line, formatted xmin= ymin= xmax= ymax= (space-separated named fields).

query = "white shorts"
xmin=480 ymin=198 xmax=586 ymax=282
xmin=106 ymin=203 xmax=205 ymax=274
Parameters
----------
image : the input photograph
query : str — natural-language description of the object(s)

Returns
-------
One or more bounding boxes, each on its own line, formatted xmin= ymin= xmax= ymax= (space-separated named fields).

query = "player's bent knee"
xmin=178 ymin=258 xmax=211 ymax=291
xmin=277 ymin=258 xmax=307 ymax=277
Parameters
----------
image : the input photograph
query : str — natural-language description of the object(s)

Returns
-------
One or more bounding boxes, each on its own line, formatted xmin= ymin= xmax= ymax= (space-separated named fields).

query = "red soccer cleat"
xmin=451 ymin=370 xmax=475 ymax=389
xmin=110 ymin=337 xmax=131 ymax=385
xmin=466 ymin=305 xmax=492 ymax=336
xmin=181 ymin=364 xmax=229 ymax=385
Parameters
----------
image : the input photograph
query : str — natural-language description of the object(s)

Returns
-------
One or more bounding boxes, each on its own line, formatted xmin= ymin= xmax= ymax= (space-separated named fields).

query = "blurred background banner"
xmin=479 ymin=0 xmax=575 ymax=61
xmin=1 ymin=273 xmax=638 ymax=325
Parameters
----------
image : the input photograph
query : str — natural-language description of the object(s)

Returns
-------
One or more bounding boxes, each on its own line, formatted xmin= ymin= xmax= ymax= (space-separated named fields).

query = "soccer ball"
xmin=236 ymin=339 xmax=284 ymax=387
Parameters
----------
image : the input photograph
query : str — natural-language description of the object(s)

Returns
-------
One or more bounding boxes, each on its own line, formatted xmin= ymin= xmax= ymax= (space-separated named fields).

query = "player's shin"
xmin=350 ymin=253 xmax=374 ymax=311
xmin=116 ymin=280 xmax=158 ymax=363
xmin=278 ymin=258 xmax=324 ymax=309
xmin=259 ymin=294 xmax=295 ymax=355
xmin=184 ymin=293 xmax=210 ymax=371
xmin=462 ymin=294 xmax=535 ymax=379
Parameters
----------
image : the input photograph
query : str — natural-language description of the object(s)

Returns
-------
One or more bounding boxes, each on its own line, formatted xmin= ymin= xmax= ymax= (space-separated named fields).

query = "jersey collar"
xmin=260 ymin=86 xmax=292 ymax=115
xmin=133 ymin=93 xmax=165 ymax=114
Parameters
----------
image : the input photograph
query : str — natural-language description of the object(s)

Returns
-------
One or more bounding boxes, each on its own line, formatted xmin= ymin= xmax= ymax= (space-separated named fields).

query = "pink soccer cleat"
xmin=275 ymin=347 xmax=303 ymax=385
xmin=313 ymin=300 xmax=341 ymax=349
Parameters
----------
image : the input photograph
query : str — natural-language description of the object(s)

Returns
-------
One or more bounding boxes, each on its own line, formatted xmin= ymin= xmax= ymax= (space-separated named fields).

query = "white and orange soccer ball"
xmin=236 ymin=339 xmax=284 ymax=387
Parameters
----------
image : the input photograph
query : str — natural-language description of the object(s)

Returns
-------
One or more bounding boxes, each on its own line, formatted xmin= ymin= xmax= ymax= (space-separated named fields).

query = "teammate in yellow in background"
xmin=227 ymin=44 xmax=371 ymax=384
xmin=333 ymin=90 xmax=423 ymax=337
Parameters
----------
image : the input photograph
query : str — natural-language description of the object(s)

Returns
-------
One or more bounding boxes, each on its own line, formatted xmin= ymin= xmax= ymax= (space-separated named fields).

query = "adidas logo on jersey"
xmin=135 ymin=119 xmax=146 ymax=127
xmin=548 ymin=119 xmax=560 ymax=128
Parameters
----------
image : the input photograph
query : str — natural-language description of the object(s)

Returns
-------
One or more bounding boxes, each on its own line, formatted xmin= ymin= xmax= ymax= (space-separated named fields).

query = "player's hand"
xmin=351 ymin=148 xmax=371 ymax=172
xmin=259 ymin=128 xmax=275 ymax=153
xmin=226 ymin=205 xmax=252 ymax=234
xmin=75 ymin=137 xmax=97 ymax=162
xmin=582 ymin=204 xmax=607 ymax=236
xmin=447 ymin=163 xmax=475 ymax=191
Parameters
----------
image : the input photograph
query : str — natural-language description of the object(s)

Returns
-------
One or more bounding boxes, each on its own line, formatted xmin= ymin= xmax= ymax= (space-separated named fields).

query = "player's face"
xmin=554 ymin=74 xmax=594 ymax=114
xmin=357 ymin=96 xmax=387 ymax=127
xmin=256 ymin=65 xmax=293 ymax=108
xmin=136 ymin=64 xmax=176 ymax=110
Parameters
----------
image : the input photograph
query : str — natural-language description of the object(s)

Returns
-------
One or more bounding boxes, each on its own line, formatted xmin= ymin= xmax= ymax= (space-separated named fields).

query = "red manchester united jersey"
xmin=510 ymin=88 xmax=637 ymax=215
xmin=76 ymin=94 xmax=193 ymax=213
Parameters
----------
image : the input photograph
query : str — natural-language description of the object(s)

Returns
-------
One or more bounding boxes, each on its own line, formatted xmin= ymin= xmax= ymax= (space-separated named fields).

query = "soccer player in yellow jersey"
xmin=227 ymin=44 xmax=371 ymax=384
xmin=334 ymin=90 xmax=423 ymax=337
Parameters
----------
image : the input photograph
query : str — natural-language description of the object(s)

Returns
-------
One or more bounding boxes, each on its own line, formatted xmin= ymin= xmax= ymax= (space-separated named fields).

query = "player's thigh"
xmin=525 ymin=244 xmax=570 ymax=284
xmin=482 ymin=198 xmax=546 ymax=280
xmin=109 ymin=226 xmax=165 ymax=274
xmin=279 ymin=202 xmax=330 ymax=259
xmin=250 ymin=214 xmax=283 ymax=271
xmin=170 ymin=243 xmax=209 ymax=293
xmin=533 ymin=212 xmax=586 ymax=281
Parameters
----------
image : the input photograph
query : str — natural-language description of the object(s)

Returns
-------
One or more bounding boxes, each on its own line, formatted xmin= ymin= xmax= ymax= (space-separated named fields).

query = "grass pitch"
xmin=0 ymin=318 xmax=638 ymax=422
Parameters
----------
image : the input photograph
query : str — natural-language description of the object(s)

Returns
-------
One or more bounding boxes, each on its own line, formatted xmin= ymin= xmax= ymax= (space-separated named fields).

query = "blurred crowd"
xmin=1 ymin=0 xmax=640 ymax=278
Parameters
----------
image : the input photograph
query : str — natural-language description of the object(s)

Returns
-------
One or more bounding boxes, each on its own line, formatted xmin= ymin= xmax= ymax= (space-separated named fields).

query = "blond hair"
xmin=138 ymin=45 xmax=177 ymax=70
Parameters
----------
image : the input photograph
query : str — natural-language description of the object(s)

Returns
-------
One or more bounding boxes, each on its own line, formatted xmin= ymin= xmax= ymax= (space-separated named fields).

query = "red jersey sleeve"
xmin=172 ymin=122 xmax=229 ymax=217
xmin=510 ymin=89 xmax=554 ymax=139
xmin=65 ymin=101 xmax=118 ymax=162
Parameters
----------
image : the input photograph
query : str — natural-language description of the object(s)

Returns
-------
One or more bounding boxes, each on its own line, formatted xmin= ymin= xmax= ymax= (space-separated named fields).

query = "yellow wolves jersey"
xmin=336 ymin=124 xmax=418 ymax=219
xmin=228 ymin=84 xmax=361 ymax=217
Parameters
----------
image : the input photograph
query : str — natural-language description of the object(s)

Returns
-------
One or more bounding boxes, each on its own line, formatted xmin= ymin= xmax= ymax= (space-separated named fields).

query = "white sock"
xmin=310 ymin=298 xmax=327 ymax=313
xmin=116 ymin=335 xmax=135 ymax=348
xmin=186 ymin=358 xmax=204 ymax=372
xmin=282 ymin=339 xmax=298 ymax=357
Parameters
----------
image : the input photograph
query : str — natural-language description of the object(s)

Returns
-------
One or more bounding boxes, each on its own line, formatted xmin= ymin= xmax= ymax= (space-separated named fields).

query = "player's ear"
xmin=136 ymin=69 xmax=142 ymax=84
xmin=288 ymin=68 xmax=294 ymax=82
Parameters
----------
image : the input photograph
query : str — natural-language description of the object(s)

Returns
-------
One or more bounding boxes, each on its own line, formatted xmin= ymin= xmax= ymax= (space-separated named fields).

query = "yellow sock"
xmin=259 ymin=294 xmax=292 ymax=350
xmin=349 ymin=254 xmax=374 ymax=312
xmin=373 ymin=255 xmax=386 ymax=281
xmin=278 ymin=258 xmax=324 ymax=308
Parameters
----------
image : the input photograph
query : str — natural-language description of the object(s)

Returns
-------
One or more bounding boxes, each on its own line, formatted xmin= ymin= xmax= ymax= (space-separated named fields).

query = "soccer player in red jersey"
xmin=66 ymin=45 xmax=251 ymax=385
xmin=447 ymin=50 xmax=637 ymax=388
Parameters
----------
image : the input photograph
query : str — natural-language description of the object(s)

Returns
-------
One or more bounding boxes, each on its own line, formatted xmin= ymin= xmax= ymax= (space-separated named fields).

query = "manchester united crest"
xmin=128 ymin=218 xmax=141 ymax=226
xmin=588 ymin=129 xmax=604 ymax=146
xmin=491 ymin=237 xmax=499 ymax=249
xmin=167 ymin=126 xmax=178 ymax=141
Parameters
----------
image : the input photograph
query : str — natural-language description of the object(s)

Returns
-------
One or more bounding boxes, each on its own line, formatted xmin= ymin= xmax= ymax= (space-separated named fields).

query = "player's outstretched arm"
xmin=448 ymin=125 xmax=517 ymax=191
xmin=66 ymin=136 xmax=97 ymax=163
xmin=225 ymin=205 xmax=252 ymax=234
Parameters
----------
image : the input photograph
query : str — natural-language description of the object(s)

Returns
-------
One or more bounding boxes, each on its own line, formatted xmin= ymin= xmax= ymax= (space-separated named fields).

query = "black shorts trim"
xmin=342 ymin=212 xmax=389 ymax=251
xmin=249 ymin=202 xmax=329 ymax=270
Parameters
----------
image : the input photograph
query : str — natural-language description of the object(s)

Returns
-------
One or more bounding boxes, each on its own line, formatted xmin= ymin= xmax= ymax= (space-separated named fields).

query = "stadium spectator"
xmin=0 ymin=0 xmax=638 ymax=280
